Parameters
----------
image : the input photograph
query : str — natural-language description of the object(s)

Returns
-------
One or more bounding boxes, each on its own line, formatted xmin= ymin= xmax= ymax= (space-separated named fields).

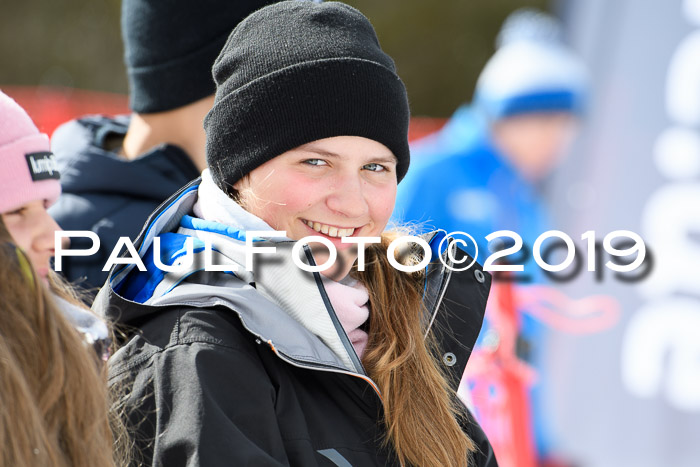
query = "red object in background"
xmin=464 ymin=279 xmax=539 ymax=467
xmin=408 ymin=116 xmax=448 ymax=141
xmin=463 ymin=280 xmax=620 ymax=467
xmin=2 ymin=86 xmax=130 ymax=136
xmin=2 ymin=85 xmax=447 ymax=142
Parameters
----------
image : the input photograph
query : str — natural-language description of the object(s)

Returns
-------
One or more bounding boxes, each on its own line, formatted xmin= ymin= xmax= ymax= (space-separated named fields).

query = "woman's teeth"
xmin=303 ymin=220 xmax=355 ymax=238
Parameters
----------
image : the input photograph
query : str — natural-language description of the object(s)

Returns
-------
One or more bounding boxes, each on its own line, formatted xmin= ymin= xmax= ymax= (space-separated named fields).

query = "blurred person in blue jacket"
xmin=49 ymin=0 xmax=282 ymax=298
xmin=395 ymin=8 xmax=586 ymax=257
xmin=393 ymin=8 xmax=588 ymax=462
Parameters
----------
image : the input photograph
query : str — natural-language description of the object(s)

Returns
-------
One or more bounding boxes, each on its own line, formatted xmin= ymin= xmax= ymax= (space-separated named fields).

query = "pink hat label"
xmin=25 ymin=152 xmax=60 ymax=181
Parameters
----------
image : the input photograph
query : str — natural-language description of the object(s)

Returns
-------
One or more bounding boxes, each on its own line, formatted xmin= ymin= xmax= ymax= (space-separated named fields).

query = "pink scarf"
xmin=323 ymin=277 xmax=370 ymax=358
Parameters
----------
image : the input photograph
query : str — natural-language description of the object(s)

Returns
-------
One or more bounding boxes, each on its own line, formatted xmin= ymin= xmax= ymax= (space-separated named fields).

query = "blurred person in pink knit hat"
xmin=0 ymin=87 xmax=114 ymax=370
xmin=0 ymin=90 xmax=128 ymax=465
xmin=0 ymin=90 xmax=65 ymax=283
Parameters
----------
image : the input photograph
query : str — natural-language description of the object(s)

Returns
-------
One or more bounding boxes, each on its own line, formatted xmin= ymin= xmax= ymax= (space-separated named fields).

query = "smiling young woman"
xmin=102 ymin=2 xmax=497 ymax=466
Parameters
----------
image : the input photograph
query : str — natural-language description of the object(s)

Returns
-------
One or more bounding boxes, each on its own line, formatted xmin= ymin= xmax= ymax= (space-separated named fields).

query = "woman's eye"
xmin=3 ymin=207 xmax=24 ymax=216
xmin=303 ymin=159 xmax=328 ymax=167
xmin=363 ymin=163 xmax=386 ymax=172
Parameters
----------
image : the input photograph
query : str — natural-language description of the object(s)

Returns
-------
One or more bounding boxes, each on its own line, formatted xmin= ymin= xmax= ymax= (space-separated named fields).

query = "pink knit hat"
xmin=0 ymin=90 xmax=61 ymax=213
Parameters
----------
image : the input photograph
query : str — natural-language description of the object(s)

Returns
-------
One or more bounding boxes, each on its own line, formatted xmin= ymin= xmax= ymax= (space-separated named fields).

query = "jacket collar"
xmin=99 ymin=177 xmax=363 ymax=373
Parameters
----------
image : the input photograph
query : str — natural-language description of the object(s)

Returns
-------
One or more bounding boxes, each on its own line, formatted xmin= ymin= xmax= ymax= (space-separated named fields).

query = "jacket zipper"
xmin=227 ymin=301 xmax=382 ymax=399
xmin=266 ymin=339 xmax=383 ymax=401
xmin=303 ymin=246 xmax=366 ymax=375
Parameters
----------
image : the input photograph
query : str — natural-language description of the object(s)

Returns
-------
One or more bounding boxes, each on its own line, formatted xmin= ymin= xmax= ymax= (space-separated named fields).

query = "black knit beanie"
xmin=204 ymin=1 xmax=411 ymax=190
xmin=122 ymin=0 xmax=280 ymax=113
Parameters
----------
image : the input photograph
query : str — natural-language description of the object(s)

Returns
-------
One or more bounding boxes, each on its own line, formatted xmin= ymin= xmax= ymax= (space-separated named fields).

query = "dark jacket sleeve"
xmin=462 ymin=407 xmax=499 ymax=467
xmin=120 ymin=339 xmax=291 ymax=467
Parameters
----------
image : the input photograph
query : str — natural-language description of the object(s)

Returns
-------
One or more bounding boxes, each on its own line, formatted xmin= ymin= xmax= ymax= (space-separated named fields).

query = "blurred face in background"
xmin=491 ymin=111 xmax=579 ymax=181
xmin=234 ymin=135 xmax=398 ymax=280
xmin=2 ymin=200 xmax=64 ymax=283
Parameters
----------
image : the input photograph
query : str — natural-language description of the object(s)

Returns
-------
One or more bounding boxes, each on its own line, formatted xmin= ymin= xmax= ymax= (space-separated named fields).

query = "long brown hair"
xmin=357 ymin=231 xmax=476 ymax=467
xmin=231 ymin=182 xmax=476 ymax=465
xmin=0 ymin=219 xmax=119 ymax=466
xmin=48 ymin=271 xmax=136 ymax=467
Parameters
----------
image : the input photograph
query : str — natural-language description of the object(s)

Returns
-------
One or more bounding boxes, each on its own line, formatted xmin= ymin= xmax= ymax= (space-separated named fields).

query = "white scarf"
xmin=193 ymin=169 xmax=276 ymax=233
xmin=192 ymin=168 xmax=369 ymax=359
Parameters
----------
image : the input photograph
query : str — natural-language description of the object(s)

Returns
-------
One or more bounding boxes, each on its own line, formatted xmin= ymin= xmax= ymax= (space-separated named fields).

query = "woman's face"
xmin=235 ymin=136 xmax=398 ymax=279
xmin=2 ymin=199 xmax=63 ymax=282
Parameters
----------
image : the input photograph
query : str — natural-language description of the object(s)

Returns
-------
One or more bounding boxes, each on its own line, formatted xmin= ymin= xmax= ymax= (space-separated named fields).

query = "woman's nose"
xmin=326 ymin=175 xmax=370 ymax=218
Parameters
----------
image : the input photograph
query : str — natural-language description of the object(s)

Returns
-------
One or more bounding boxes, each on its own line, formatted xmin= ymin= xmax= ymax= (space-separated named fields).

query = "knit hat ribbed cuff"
xmin=205 ymin=58 xmax=410 ymax=191
xmin=128 ymin=36 xmax=227 ymax=113
xmin=0 ymin=133 xmax=61 ymax=213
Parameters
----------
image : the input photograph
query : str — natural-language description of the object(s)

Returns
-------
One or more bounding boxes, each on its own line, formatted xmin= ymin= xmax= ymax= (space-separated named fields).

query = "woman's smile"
xmin=301 ymin=219 xmax=357 ymax=238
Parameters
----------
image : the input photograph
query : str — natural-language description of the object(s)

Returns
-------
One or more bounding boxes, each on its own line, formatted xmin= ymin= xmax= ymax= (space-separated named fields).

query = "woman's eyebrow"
xmin=302 ymin=147 xmax=343 ymax=158
xmin=301 ymin=147 xmax=397 ymax=164
xmin=370 ymin=156 xmax=398 ymax=165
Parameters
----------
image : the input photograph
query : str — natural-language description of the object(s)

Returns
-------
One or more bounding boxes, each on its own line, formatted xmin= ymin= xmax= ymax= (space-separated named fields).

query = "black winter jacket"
xmin=98 ymin=179 xmax=498 ymax=466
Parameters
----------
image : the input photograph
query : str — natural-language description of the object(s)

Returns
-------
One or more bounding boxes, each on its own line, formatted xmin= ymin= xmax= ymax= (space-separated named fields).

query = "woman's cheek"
xmin=2 ymin=217 xmax=28 ymax=249
xmin=374 ymin=186 xmax=397 ymax=219
xmin=283 ymin=177 xmax=324 ymax=209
